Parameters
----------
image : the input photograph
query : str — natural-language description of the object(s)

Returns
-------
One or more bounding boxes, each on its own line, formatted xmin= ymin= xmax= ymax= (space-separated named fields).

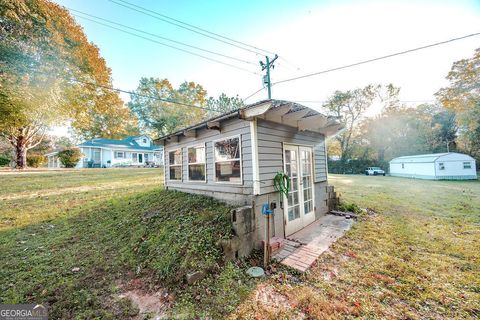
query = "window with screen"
xmin=214 ymin=137 xmax=241 ymax=183
xmin=115 ymin=151 xmax=125 ymax=159
xmin=188 ymin=145 xmax=206 ymax=181
xmin=463 ymin=162 xmax=471 ymax=169
xmin=168 ymin=149 xmax=182 ymax=180
xmin=438 ymin=162 xmax=445 ymax=170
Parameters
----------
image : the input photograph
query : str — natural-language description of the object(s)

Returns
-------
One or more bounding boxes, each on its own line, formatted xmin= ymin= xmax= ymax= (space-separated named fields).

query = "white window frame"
xmin=463 ymin=162 xmax=472 ymax=169
xmin=168 ymin=148 xmax=183 ymax=181
xmin=438 ymin=162 xmax=445 ymax=170
xmin=213 ymin=135 xmax=242 ymax=185
xmin=187 ymin=144 xmax=207 ymax=182
xmin=115 ymin=151 xmax=125 ymax=159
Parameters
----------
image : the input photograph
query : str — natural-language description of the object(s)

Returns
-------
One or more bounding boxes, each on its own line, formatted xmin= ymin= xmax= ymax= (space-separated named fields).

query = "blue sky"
xmin=53 ymin=0 xmax=480 ymax=112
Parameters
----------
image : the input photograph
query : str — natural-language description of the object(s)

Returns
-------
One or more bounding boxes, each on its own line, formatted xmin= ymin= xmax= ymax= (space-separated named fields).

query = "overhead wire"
xmin=69 ymin=8 xmax=258 ymax=67
xmin=273 ymin=32 xmax=480 ymax=86
xmin=62 ymin=76 xmax=219 ymax=112
xmin=108 ymin=0 xmax=275 ymax=56
xmin=72 ymin=14 xmax=260 ymax=76
xmin=243 ymin=87 xmax=266 ymax=101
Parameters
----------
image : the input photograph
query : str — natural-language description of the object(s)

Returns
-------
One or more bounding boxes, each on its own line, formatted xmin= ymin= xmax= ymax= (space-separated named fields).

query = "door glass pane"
xmin=285 ymin=147 xmax=301 ymax=222
xmin=291 ymin=177 xmax=298 ymax=191
xmin=300 ymin=149 xmax=313 ymax=215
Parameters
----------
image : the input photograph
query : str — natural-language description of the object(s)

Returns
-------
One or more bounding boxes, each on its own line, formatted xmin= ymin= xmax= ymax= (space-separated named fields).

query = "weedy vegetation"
xmin=231 ymin=175 xmax=480 ymax=319
xmin=0 ymin=169 xmax=255 ymax=319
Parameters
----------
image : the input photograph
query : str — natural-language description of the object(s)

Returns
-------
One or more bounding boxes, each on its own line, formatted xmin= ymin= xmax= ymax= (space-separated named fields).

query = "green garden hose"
xmin=273 ymin=172 xmax=291 ymax=197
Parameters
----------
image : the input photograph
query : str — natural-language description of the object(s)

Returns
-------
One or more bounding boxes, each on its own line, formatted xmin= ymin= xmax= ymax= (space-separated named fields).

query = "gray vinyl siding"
xmin=256 ymin=119 xmax=327 ymax=194
xmin=164 ymin=117 xmax=253 ymax=199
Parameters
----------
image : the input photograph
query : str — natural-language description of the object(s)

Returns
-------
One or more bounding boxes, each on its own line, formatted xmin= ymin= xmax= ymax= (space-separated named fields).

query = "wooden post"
xmin=264 ymin=214 xmax=271 ymax=268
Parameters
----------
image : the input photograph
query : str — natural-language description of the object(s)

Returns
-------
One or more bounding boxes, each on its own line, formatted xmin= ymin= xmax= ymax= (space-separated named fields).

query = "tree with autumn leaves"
xmin=436 ymin=48 xmax=480 ymax=162
xmin=0 ymin=0 xmax=137 ymax=168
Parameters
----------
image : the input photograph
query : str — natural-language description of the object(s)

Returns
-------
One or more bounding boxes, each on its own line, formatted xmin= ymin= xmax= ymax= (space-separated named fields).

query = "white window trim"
xmin=463 ymin=162 xmax=472 ymax=169
xmin=213 ymin=135 xmax=243 ymax=185
xmin=168 ymin=148 xmax=183 ymax=181
xmin=438 ymin=162 xmax=445 ymax=170
xmin=114 ymin=151 xmax=125 ymax=159
xmin=187 ymin=143 xmax=207 ymax=183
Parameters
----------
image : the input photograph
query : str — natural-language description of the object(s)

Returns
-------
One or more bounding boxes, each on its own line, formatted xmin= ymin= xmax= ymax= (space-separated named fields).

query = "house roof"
xmin=155 ymin=99 xmax=344 ymax=143
xmin=78 ymin=136 xmax=161 ymax=151
xmin=390 ymin=152 xmax=475 ymax=163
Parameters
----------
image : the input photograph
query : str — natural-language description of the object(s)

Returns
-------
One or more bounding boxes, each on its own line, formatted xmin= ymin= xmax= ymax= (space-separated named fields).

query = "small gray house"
xmin=156 ymin=99 xmax=343 ymax=251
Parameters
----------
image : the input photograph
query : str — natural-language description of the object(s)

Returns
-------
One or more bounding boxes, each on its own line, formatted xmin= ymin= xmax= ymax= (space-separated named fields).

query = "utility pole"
xmin=260 ymin=54 xmax=278 ymax=99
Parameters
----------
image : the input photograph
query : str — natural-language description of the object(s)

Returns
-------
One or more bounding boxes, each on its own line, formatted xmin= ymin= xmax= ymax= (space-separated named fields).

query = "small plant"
xmin=26 ymin=154 xmax=46 ymax=168
xmin=57 ymin=148 xmax=82 ymax=168
xmin=337 ymin=201 xmax=362 ymax=214
xmin=0 ymin=156 xmax=10 ymax=167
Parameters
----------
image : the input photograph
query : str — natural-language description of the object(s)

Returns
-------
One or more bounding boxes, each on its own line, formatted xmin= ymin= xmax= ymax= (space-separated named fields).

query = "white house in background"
xmin=389 ymin=152 xmax=477 ymax=180
xmin=46 ymin=136 xmax=163 ymax=168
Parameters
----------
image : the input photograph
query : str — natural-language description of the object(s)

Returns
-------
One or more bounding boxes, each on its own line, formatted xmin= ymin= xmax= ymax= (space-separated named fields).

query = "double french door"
xmin=283 ymin=145 xmax=315 ymax=236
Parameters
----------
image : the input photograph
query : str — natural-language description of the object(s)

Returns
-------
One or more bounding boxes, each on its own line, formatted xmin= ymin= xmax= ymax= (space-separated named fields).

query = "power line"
xmin=273 ymin=32 xmax=480 ymax=86
xmin=68 ymin=77 xmax=218 ymax=112
xmin=243 ymin=87 xmax=266 ymax=101
xmin=69 ymin=8 xmax=258 ymax=67
xmin=72 ymin=14 xmax=260 ymax=76
xmin=109 ymin=0 xmax=275 ymax=56
xmin=293 ymin=99 xmax=435 ymax=103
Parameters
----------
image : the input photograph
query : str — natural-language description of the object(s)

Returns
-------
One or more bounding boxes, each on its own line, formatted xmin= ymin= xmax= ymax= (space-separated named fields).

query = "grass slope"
xmin=0 ymin=169 xmax=254 ymax=319
xmin=232 ymin=175 xmax=480 ymax=319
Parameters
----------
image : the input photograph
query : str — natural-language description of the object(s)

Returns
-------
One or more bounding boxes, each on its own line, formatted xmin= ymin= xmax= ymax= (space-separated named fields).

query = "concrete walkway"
xmin=272 ymin=215 xmax=353 ymax=272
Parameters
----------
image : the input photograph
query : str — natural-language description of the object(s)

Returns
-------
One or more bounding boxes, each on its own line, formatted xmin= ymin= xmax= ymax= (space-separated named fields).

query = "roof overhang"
xmin=238 ymin=100 xmax=343 ymax=135
xmin=155 ymin=99 xmax=344 ymax=144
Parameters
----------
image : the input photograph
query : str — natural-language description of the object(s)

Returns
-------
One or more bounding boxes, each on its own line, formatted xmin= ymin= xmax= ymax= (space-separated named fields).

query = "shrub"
xmin=337 ymin=201 xmax=362 ymax=214
xmin=57 ymin=148 xmax=82 ymax=168
xmin=0 ymin=156 xmax=10 ymax=167
xmin=26 ymin=154 xmax=46 ymax=168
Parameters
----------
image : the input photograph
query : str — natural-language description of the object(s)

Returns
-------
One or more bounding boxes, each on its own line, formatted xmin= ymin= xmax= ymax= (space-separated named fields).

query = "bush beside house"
xmin=26 ymin=154 xmax=47 ymax=168
xmin=57 ymin=148 xmax=82 ymax=168
xmin=0 ymin=156 xmax=10 ymax=167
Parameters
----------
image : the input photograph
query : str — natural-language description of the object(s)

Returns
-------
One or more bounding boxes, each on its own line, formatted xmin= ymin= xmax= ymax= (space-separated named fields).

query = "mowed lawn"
xmin=0 ymin=169 xmax=163 ymax=230
xmin=232 ymin=175 xmax=480 ymax=319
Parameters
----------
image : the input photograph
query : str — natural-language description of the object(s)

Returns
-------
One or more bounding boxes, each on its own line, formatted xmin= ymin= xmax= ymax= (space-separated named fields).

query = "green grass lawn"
xmin=232 ymin=175 xmax=480 ymax=319
xmin=0 ymin=169 xmax=254 ymax=319
xmin=1 ymin=171 xmax=479 ymax=319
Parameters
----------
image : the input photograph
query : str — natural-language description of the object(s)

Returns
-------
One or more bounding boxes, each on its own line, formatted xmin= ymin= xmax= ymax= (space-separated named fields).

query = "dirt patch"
xmin=118 ymin=290 xmax=171 ymax=319
xmin=115 ymin=278 xmax=173 ymax=320
xmin=252 ymin=284 xmax=306 ymax=319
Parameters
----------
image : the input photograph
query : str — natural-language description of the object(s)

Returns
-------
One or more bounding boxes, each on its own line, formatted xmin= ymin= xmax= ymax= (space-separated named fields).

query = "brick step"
xmin=262 ymin=236 xmax=285 ymax=256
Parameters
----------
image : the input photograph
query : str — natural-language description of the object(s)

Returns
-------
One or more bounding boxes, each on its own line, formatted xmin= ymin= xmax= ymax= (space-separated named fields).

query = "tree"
xmin=0 ymin=0 xmax=137 ymax=168
xmin=128 ymin=78 xmax=208 ymax=138
xmin=57 ymin=148 xmax=82 ymax=168
xmin=436 ymin=47 xmax=480 ymax=160
xmin=206 ymin=93 xmax=244 ymax=117
xmin=323 ymin=84 xmax=379 ymax=160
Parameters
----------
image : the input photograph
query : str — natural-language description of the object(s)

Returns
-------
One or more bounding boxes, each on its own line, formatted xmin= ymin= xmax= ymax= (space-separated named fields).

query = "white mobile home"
xmin=156 ymin=99 xmax=343 ymax=252
xmin=389 ymin=152 xmax=477 ymax=180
